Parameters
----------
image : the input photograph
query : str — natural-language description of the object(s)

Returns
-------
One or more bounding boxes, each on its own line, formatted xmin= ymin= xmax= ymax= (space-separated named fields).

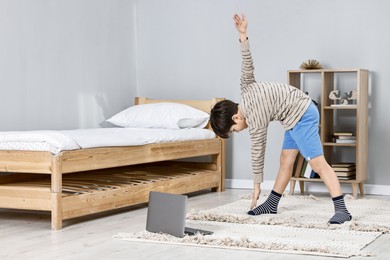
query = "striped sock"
xmin=329 ymin=195 xmax=352 ymax=224
xmin=248 ymin=190 xmax=282 ymax=216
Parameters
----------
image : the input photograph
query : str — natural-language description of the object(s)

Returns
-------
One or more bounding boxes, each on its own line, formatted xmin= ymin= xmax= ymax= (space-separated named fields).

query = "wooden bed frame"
xmin=0 ymin=97 xmax=225 ymax=230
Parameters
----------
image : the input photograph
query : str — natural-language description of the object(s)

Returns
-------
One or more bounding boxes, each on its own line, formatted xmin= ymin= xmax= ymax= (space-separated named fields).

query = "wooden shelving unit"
xmin=288 ymin=69 xmax=369 ymax=197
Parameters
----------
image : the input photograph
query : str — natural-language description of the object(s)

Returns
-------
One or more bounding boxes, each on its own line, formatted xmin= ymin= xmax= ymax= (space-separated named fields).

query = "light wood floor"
xmin=1 ymin=188 xmax=389 ymax=260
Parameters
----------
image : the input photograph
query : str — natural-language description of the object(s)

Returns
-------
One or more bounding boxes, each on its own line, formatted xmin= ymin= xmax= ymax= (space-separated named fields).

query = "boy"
xmin=210 ymin=14 xmax=352 ymax=224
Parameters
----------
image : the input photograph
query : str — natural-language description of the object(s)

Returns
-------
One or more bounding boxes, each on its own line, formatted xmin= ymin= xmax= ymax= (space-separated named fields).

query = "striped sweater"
xmin=239 ymin=40 xmax=311 ymax=184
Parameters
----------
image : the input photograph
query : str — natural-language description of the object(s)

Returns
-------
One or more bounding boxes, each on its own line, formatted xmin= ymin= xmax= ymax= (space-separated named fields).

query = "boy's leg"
xmin=308 ymin=155 xmax=342 ymax=197
xmin=289 ymin=102 xmax=352 ymax=224
xmin=273 ymin=149 xmax=299 ymax=194
xmin=248 ymin=149 xmax=298 ymax=215
xmin=309 ymin=155 xmax=352 ymax=224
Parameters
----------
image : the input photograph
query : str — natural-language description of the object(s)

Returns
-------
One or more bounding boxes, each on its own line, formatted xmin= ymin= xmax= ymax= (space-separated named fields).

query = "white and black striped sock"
xmin=248 ymin=190 xmax=282 ymax=216
xmin=329 ymin=195 xmax=352 ymax=224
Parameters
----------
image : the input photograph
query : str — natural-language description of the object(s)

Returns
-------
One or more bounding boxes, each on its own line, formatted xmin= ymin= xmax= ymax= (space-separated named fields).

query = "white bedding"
xmin=0 ymin=128 xmax=216 ymax=155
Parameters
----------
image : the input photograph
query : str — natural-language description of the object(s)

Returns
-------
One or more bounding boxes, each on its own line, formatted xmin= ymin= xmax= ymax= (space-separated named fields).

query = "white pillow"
xmin=107 ymin=102 xmax=210 ymax=129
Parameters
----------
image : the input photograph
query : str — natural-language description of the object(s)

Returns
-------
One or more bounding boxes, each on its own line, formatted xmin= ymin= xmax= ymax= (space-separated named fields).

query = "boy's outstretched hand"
xmin=233 ymin=13 xmax=247 ymax=36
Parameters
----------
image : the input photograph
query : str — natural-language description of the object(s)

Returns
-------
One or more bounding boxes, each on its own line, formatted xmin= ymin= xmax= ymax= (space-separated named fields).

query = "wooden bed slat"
xmin=1 ymin=163 xmax=219 ymax=219
xmin=62 ymin=168 xmax=219 ymax=220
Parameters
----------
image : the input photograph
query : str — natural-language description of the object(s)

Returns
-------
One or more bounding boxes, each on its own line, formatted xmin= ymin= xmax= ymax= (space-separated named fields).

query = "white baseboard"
xmin=225 ymin=179 xmax=390 ymax=196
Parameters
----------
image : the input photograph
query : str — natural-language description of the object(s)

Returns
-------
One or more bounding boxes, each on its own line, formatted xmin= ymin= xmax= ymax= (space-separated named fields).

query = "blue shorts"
xmin=282 ymin=102 xmax=323 ymax=161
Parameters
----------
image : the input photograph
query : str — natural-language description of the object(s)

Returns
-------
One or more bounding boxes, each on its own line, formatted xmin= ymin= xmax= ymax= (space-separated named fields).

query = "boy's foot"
xmin=248 ymin=204 xmax=277 ymax=215
xmin=247 ymin=190 xmax=281 ymax=216
xmin=329 ymin=194 xmax=352 ymax=224
xmin=329 ymin=211 xmax=352 ymax=224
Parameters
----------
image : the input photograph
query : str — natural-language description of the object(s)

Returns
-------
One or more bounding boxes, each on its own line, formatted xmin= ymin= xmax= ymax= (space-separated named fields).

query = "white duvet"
xmin=0 ymin=128 xmax=216 ymax=154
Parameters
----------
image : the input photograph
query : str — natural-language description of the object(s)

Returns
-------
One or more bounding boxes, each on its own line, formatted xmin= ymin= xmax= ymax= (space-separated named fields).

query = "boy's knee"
xmin=310 ymin=160 xmax=332 ymax=175
xmin=280 ymin=152 xmax=297 ymax=167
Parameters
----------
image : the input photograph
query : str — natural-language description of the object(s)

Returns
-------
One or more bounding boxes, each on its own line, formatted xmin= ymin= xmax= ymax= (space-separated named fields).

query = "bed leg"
xmin=211 ymin=139 xmax=226 ymax=192
xmin=51 ymin=156 xmax=63 ymax=230
xmin=51 ymin=192 xmax=62 ymax=230
xmin=211 ymin=187 xmax=219 ymax=192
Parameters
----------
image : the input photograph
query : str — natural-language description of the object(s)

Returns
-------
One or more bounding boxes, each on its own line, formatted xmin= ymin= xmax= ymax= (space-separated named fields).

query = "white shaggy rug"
xmin=114 ymin=194 xmax=390 ymax=258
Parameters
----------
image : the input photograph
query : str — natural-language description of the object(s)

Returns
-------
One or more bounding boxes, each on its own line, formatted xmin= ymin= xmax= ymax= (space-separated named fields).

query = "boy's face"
xmin=230 ymin=109 xmax=248 ymax=134
xmin=230 ymin=121 xmax=247 ymax=134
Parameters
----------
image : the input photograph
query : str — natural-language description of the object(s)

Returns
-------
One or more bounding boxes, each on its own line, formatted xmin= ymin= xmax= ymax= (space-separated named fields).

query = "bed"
xmin=0 ymin=97 xmax=225 ymax=230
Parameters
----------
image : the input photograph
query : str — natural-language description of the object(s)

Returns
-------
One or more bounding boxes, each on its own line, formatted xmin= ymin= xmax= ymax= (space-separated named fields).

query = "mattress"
xmin=0 ymin=128 xmax=216 ymax=155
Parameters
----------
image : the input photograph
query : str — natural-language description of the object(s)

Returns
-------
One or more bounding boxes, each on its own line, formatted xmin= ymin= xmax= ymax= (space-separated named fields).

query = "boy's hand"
xmin=233 ymin=14 xmax=247 ymax=35
xmin=250 ymin=183 xmax=261 ymax=209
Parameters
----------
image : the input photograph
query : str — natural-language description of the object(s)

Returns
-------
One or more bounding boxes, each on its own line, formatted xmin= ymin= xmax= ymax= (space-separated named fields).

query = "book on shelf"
xmin=302 ymin=160 xmax=319 ymax=179
xmin=299 ymin=159 xmax=308 ymax=177
xmin=333 ymin=132 xmax=354 ymax=136
xmin=332 ymin=162 xmax=355 ymax=167
xmin=333 ymin=165 xmax=356 ymax=171
xmin=333 ymin=132 xmax=356 ymax=143
xmin=293 ymin=154 xmax=305 ymax=178
xmin=332 ymin=162 xmax=355 ymax=168
xmin=337 ymin=135 xmax=356 ymax=140
xmin=309 ymin=170 xmax=319 ymax=178
xmin=332 ymin=162 xmax=356 ymax=177
xmin=337 ymin=175 xmax=356 ymax=180
xmin=335 ymin=139 xmax=357 ymax=144
xmin=293 ymin=155 xmax=319 ymax=179
xmin=303 ymin=161 xmax=312 ymax=178
xmin=335 ymin=170 xmax=356 ymax=177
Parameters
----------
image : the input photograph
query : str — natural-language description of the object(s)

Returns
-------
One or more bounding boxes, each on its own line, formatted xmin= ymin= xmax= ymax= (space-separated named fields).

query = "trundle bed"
xmin=0 ymin=97 xmax=225 ymax=230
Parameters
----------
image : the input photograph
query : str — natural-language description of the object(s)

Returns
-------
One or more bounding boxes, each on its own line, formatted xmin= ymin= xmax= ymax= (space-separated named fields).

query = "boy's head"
xmin=210 ymin=100 xmax=239 ymax=138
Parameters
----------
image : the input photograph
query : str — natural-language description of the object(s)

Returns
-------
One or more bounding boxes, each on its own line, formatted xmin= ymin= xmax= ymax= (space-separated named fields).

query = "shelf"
xmin=288 ymin=68 xmax=367 ymax=73
xmin=324 ymin=105 xmax=357 ymax=110
xmin=323 ymin=142 xmax=357 ymax=147
xmin=291 ymin=177 xmax=360 ymax=184
xmin=288 ymin=69 xmax=324 ymax=74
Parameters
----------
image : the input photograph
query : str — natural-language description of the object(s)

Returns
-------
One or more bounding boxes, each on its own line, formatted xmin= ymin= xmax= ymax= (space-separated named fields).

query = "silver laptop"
xmin=146 ymin=191 xmax=213 ymax=237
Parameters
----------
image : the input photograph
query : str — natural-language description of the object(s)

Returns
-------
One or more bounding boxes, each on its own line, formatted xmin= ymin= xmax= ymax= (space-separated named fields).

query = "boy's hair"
xmin=210 ymin=100 xmax=238 ymax=139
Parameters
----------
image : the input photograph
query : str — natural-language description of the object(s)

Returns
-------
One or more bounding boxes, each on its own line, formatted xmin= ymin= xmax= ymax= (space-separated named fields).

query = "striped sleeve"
xmin=249 ymin=127 xmax=268 ymax=184
xmin=240 ymin=40 xmax=256 ymax=87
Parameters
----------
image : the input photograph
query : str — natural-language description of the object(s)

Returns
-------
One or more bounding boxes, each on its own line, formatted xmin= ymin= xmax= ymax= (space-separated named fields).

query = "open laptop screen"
xmin=146 ymin=191 xmax=213 ymax=237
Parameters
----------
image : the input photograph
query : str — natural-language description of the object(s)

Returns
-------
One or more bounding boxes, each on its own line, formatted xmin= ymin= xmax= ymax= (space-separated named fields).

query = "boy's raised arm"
xmin=233 ymin=14 xmax=256 ymax=87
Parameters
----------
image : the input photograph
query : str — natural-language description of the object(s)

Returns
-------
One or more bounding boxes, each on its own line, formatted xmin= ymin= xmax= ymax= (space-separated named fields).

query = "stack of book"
xmin=332 ymin=163 xmax=356 ymax=180
xmin=333 ymin=132 xmax=356 ymax=144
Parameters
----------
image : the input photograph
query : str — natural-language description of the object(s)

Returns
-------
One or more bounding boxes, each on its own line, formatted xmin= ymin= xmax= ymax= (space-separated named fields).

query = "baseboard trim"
xmin=225 ymin=179 xmax=390 ymax=196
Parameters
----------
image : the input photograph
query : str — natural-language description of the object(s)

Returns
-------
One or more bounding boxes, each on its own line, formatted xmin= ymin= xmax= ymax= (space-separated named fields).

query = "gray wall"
xmin=1 ymin=0 xmax=389 ymax=186
xmin=0 ymin=0 xmax=137 ymax=130
xmin=135 ymin=0 xmax=390 ymax=186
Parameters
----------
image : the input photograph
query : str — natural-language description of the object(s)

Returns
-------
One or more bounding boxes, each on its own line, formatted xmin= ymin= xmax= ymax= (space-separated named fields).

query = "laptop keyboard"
xmin=184 ymin=227 xmax=213 ymax=235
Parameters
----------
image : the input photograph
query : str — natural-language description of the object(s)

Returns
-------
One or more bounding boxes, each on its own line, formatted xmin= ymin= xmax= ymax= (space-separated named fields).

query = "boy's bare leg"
xmin=273 ymin=149 xmax=299 ymax=194
xmin=309 ymin=155 xmax=341 ymax=197
xmin=309 ymin=155 xmax=352 ymax=224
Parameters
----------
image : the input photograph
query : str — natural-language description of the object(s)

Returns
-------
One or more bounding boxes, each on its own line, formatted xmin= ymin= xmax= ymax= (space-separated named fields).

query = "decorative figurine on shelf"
xmin=329 ymin=90 xmax=341 ymax=100
xmin=300 ymin=59 xmax=323 ymax=70
xmin=345 ymin=90 xmax=358 ymax=104
xmin=339 ymin=98 xmax=349 ymax=105
xmin=329 ymin=89 xmax=357 ymax=105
